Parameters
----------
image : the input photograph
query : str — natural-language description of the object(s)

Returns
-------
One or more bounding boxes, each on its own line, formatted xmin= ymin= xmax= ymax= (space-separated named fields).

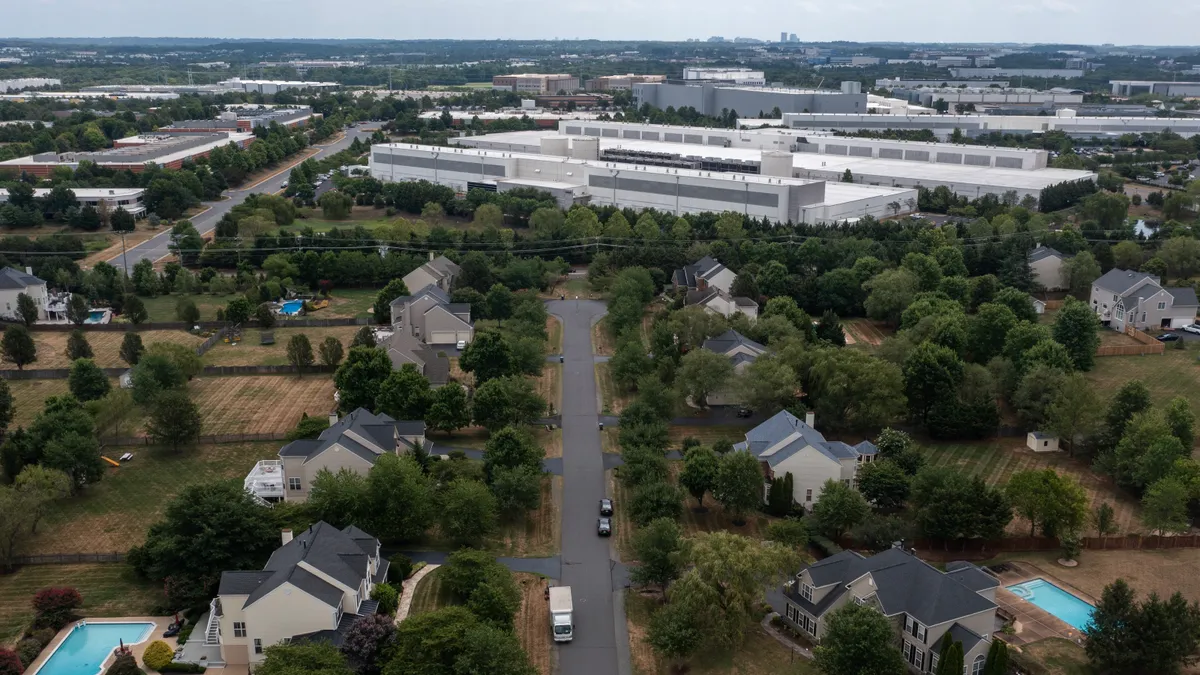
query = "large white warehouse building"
xmin=453 ymin=124 xmax=1093 ymax=201
xmin=370 ymin=142 xmax=917 ymax=224
xmin=779 ymin=111 xmax=1200 ymax=139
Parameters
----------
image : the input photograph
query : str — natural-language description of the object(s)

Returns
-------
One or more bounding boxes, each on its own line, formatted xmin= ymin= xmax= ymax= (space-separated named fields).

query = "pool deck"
xmin=26 ymin=617 xmax=176 ymax=675
xmin=989 ymin=561 xmax=1095 ymax=647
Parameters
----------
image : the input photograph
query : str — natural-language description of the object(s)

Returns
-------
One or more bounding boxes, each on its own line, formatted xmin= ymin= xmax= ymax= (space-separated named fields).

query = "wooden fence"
xmin=0 ymin=363 xmax=336 ymax=380
xmin=14 ymin=316 xmax=370 ymax=332
xmin=101 ymin=432 xmax=289 ymax=447
xmin=10 ymin=552 xmax=125 ymax=565
xmin=1095 ymin=326 xmax=1166 ymax=357
xmin=911 ymin=533 xmax=1200 ymax=560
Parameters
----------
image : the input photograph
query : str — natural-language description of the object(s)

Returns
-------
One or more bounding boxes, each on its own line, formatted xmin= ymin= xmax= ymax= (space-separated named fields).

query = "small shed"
xmin=1027 ymin=431 xmax=1059 ymax=453
xmin=1030 ymin=297 xmax=1047 ymax=315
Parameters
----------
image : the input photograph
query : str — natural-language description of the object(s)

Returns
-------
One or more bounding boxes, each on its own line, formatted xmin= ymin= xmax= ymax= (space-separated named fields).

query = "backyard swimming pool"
xmin=33 ymin=622 xmax=155 ymax=675
xmin=280 ymin=300 xmax=304 ymax=315
xmin=1006 ymin=578 xmax=1094 ymax=631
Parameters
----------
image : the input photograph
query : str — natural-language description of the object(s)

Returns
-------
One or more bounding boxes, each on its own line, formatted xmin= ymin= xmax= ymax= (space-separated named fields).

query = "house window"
xmin=233 ymin=622 xmax=246 ymax=638
xmin=805 ymin=489 xmax=812 ymax=502
xmin=1116 ymin=308 xmax=1124 ymax=320
xmin=253 ymin=639 xmax=263 ymax=654
xmin=904 ymin=615 xmax=927 ymax=643
xmin=786 ymin=603 xmax=798 ymax=623
xmin=902 ymin=641 xmax=924 ymax=669
xmin=804 ymin=615 xmax=817 ymax=636
xmin=289 ymin=478 xmax=301 ymax=490
xmin=800 ymin=583 xmax=813 ymax=603
xmin=1141 ymin=313 xmax=1146 ymax=323
xmin=1158 ymin=302 xmax=1167 ymax=310
xmin=930 ymin=651 xmax=940 ymax=673
xmin=971 ymin=655 xmax=986 ymax=675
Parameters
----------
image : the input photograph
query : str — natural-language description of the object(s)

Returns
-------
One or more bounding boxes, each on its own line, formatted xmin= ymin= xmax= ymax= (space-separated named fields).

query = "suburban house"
xmin=1089 ymin=268 xmax=1199 ymax=331
xmin=781 ymin=547 xmax=999 ymax=674
xmin=402 ymin=254 xmax=461 ymax=294
xmin=733 ymin=410 xmax=877 ymax=509
xmin=192 ymin=522 xmax=388 ymax=668
xmin=0 ymin=266 xmax=54 ymax=322
xmin=385 ymin=330 xmax=451 ymax=386
xmin=1028 ymin=245 xmax=1072 ymax=291
xmin=244 ymin=408 xmax=430 ymax=503
xmin=700 ymin=329 xmax=767 ymax=406
xmin=388 ymin=284 xmax=474 ymax=347
xmin=673 ymin=256 xmax=758 ymax=320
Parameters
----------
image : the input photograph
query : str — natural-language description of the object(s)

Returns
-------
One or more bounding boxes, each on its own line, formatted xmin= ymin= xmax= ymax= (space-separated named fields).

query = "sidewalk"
xmin=395 ymin=563 xmax=439 ymax=624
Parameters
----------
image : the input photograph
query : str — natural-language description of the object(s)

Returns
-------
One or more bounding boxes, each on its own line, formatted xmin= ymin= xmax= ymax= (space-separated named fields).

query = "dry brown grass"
xmin=202 ymin=326 xmax=363 ymax=366
xmin=671 ymin=461 xmax=776 ymax=541
xmin=842 ymin=318 xmax=891 ymax=347
xmin=1 ymin=329 xmax=205 ymax=370
xmin=534 ymin=363 xmax=561 ymax=413
xmin=448 ymin=357 xmax=473 ymax=387
xmin=1005 ymin=549 xmax=1200 ymax=605
xmin=190 ymin=375 xmax=335 ymax=435
xmin=9 ymin=379 xmax=76 ymax=428
xmin=547 ymin=316 xmax=562 ymax=354
xmin=925 ymin=441 xmax=1143 ymax=535
xmin=514 ymin=572 xmax=555 ymax=675
xmin=592 ymin=318 xmax=616 ymax=356
xmin=1098 ymin=330 xmax=1142 ymax=347
xmin=608 ymin=470 xmax=638 ymax=561
xmin=668 ymin=425 xmax=747 ymax=447
xmin=596 ymin=363 xmax=632 ymax=415
xmin=1019 ymin=638 xmax=1090 ymax=675
xmin=491 ymin=476 xmax=560 ymax=558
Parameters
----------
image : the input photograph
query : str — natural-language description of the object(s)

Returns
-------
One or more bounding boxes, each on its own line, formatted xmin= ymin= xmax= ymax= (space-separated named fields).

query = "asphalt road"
xmin=549 ymin=298 xmax=627 ymax=675
xmin=107 ymin=127 xmax=370 ymax=273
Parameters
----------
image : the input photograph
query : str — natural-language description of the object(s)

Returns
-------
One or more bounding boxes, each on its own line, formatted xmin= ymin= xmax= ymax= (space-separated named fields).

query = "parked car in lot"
xmin=599 ymin=498 xmax=613 ymax=516
xmin=1183 ymin=324 xmax=1200 ymax=335
xmin=1157 ymin=333 xmax=1181 ymax=342
xmin=597 ymin=517 xmax=612 ymax=537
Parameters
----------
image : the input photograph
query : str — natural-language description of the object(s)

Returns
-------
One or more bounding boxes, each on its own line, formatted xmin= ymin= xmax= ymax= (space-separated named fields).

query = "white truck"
xmin=548 ymin=586 xmax=574 ymax=642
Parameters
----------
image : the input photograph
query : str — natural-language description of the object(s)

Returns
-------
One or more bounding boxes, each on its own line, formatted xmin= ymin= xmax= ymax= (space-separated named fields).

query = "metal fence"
xmin=0 ymin=364 xmax=335 ymax=380
xmin=912 ymin=533 xmax=1200 ymax=560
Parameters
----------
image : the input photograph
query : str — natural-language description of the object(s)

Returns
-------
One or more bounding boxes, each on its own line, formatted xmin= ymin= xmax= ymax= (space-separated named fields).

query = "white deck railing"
xmin=244 ymin=460 xmax=285 ymax=499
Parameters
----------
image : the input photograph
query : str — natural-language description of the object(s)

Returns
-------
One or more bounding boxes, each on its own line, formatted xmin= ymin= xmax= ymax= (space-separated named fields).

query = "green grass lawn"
xmin=278 ymin=218 xmax=390 ymax=234
xmin=0 ymin=564 xmax=161 ymax=646
xmin=22 ymin=442 xmax=279 ymax=556
xmin=408 ymin=567 xmax=455 ymax=616
xmin=322 ymin=287 xmax=378 ymax=319
xmin=141 ymin=293 xmax=243 ymax=323
xmin=1019 ymin=638 xmax=1092 ymax=675
xmin=1086 ymin=345 xmax=1200 ymax=409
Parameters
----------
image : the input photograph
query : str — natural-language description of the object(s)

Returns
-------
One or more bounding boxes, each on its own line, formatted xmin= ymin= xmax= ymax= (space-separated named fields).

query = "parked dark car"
xmin=736 ymin=407 xmax=754 ymax=418
xmin=1157 ymin=333 xmax=1182 ymax=342
xmin=597 ymin=517 xmax=612 ymax=537
xmin=599 ymin=498 xmax=613 ymax=516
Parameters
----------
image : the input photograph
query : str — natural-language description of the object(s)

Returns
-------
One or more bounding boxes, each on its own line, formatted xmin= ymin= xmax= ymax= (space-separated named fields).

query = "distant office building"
xmin=789 ymin=34 xmax=798 ymax=42
xmin=0 ymin=132 xmax=255 ymax=177
xmin=0 ymin=78 xmax=61 ymax=92
xmin=0 ymin=187 xmax=146 ymax=217
xmin=682 ymin=68 xmax=766 ymax=86
xmin=217 ymin=78 xmax=339 ymax=94
xmin=937 ymin=56 xmax=973 ymax=68
xmin=162 ymin=106 xmax=318 ymax=133
xmin=536 ymin=93 xmax=613 ymax=108
xmin=974 ymin=56 xmax=996 ymax=67
xmin=584 ymin=74 xmax=665 ymax=92
xmin=634 ymin=82 xmax=865 ymax=117
xmin=1110 ymin=80 xmax=1200 ymax=98
xmin=492 ymin=74 xmax=580 ymax=94
xmin=781 ymin=110 xmax=1200 ymax=139
xmin=891 ymin=86 xmax=1085 ymax=107
xmin=781 ymin=32 xmax=788 ymax=43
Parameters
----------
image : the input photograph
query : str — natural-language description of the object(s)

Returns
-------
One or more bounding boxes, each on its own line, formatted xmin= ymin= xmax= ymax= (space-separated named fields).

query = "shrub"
xmin=809 ymin=535 xmax=843 ymax=557
xmin=32 ymin=587 xmax=83 ymax=629
xmin=370 ymin=583 xmax=399 ymax=616
xmin=0 ymin=649 xmax=22 ymax=675
xmin=765 ymin=518 xmax=809 ymax=549
xmin=156 ymin=662 xmax=206 ymax=673
xmin=387 ymin=554 xmax=413 ymax=584
xmin=15 ymin=639 xmax=42 ymax=669
xmin=29 ymin=628 xmax=55 ymax=647
xmin=141 ymin=640 xmax=174 ymax=671
xmin=104 ymin=653 xmax=142 ymax=675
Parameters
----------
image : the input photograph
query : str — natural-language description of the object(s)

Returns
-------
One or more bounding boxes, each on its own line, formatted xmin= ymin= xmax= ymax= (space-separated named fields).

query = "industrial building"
xmin=0 ymin=78 xmax=61 ymax=92
xmin=780 ymin=110 xmax=1200 ymax=139
xmin=416 ymin=109 xmax=603 ymax=128
xmin=682 ymin=68 xmax=766 ymax=86
xmin=0 ymin=187 xmax=146 ymax=217
xmin=0 ymin=132 xmax=255 ymax=177
xmin=453 ymin=124 xmax=1094 ymax=201
xmin=1110 ymin=80 xmax=1200 ymax=98
xmin=216 ymin=78 xmax=339 ymax=94
xmin=948 ymin=68 xmax=1085 ymax=79
xmin=163 ymin=106 xmax=318 ymax=133
xmin=369 ymin=140 xmax=917 ymax=224
xmin=585 ymin=74 xmax=665 ymax=91
xmin=633 ymin=81 xmax=866 ymax=117
xmin=80 ymin=83 xmax=247 ymax=96
xmin=888 ymin=85 xmax=1085 ymax=108
xmin=877 ymin=79 xmax=1011 ymax=89
xmin=491 ymin=74 xmax=580 ymax=94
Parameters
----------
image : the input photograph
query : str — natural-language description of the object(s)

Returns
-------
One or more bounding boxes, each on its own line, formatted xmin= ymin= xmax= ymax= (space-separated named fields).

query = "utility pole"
xmin=120 ymin=231 xmax=129 ymax=277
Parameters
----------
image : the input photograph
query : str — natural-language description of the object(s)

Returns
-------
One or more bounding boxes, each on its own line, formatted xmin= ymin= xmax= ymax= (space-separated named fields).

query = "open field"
xmin=21 ymin=442 xmax=278 ymax=555
xmin=1098 ymin=330 xmax=1142 ymax=348
xmin=625 ymin=592 xmax=816 ymax=675
xmin=0 ymin=564 xmax=161 ymax=647
xmin=924 ymin=442 xmax=1142 ymax=535
xmin=843 ymin=318 xmax=890 ymax=348
xmin=0 ymin=329 xmax=205 ymax=370
xmin=1086 ymin=347 xmax=1200 ymax=411
xmin=668 ymin=425 xmax=748 ymax=448
xmin=201 ymin=326 xmax=363 ymax=366
xmin=595 ymin=363 xmax=632 ymax=415
xmin=491 ymin=476 xmax=561 ymax=558
xmin=514 ymin=572 xmax=554 ymax=675
xmin=8 ymin=379 xmax=109 ymax=429
xmin=408 ymin=567 xmax=452 ymax=616
xmin=190 ymin=375 xmax=335 ymax=435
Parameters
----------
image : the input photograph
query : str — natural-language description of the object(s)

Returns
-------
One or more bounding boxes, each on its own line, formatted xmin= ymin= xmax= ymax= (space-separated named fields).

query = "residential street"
xmin=107 ymin=128 xmax=371 ymax=273
xmin=548 ymin=298 xmax=629 ymax=675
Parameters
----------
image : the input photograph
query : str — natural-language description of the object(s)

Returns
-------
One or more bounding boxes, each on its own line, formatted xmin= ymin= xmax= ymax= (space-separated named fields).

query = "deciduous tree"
xmin=1 ymin=325 xmax=36 ymax=370
xmin=714 ymin=451 xmax=763 ymax=525
xmin=144 ymin=390 xmax=203 ymax=452
xmin=68 ymin=358 xmax=110 ymax=402
xmin=286 ymin=333 xmax=314 ymax=376
xmin=679 ymin=446 xmax=719 ymax=509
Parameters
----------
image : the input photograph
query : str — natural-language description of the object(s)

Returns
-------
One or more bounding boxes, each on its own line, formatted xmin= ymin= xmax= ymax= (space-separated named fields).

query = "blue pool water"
xmin=280 ymin=300 xmax=304 ymax=315
xmin=85 ymin=310 xmax=107 ymax=324
xmin=34 ymin=622 xmax=154 ymax=675
xmin=1006 ymin=578 xmax=1094 ymax=630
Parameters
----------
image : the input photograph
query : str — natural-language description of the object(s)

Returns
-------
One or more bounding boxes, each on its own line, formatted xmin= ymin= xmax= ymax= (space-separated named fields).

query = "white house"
xmin=733 ymin=410 xmax=877 ymax=509
xmin=0 ymin=266 xmax=51 ymax=321
xmin=673 ymin=257 xmax=758 ymax=320
xmin=1089 ymin=268 xmax=1199 ymax=331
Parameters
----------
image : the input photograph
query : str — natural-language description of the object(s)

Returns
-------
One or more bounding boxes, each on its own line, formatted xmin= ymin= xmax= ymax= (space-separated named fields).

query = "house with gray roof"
xmin=734 ymin=410 xmax=877 ymax=510
xmin=673 ymin=256 xmax=758 ymax=320
xmin=0 ymin=266 xmax=51 ymax=322
xmin=781 ymin=547 xmax=999 ymax=674
xmin=1028 ymin=244 xmax=1072 ymax=291
xmin=401 ymin=254 xmax=461 ymax=294
xmin=701 ymin=329 xmax=767 ymax=406
xmin=389 ymin=283 xmax=474 ymax=347
xmin=1089 ymin=268 xmax=1199 ymax=332
xmin=202 ymin=522 xmax=388 ymax=668
xmin=245 ymin=408 xmax=430 ymax=503
xmin=386 ymin=330 xmax=451 ymax=386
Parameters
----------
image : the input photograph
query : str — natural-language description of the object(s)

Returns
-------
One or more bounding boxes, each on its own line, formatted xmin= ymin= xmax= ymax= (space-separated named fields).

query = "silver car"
xmin=1183 ymin=324 xmax=1200 ymax=335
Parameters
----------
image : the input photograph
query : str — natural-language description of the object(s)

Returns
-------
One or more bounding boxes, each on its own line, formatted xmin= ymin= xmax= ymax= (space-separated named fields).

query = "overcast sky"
xmin=5 ymin=0 xmax=1200 ymax=46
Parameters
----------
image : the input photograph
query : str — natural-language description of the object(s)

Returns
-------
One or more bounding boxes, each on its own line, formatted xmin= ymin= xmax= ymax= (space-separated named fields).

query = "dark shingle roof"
xmin=933 ymin=622 xmax=987 ymax=656
xmin=0 ymin=267 xmax=44 ymax=291
xmin=945 ymin=561 xmax=1000 ymax=592
xmin=674 ymin=256 xmax=722 ymax=289
xmin=218 ymin=571 xmax=273 ymax=595
xmin=702 ymin=329 xmax=766 ymax=356
xmin=1167 ymin=287 xmax=1199 ymax=307
xmin=241 ymin=522 xmax=381 ymax=609
xmin=277 ymin=408 xmax=423 ymax=464
xmin=1028 ymin=245 xmax=1068 ymax=263
xmin=1094 ymin=268 xmax=1160 ymax=295
xmin=288 ymin=566 xmax=345 ymax=608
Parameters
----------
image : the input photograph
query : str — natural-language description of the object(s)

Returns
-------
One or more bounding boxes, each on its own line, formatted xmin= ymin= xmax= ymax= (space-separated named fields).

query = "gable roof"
xmin=390 ymin=283 xmax=451 ymax=309
xmin=736 ymin=410 xmax=874 ymax=468
xmin=426 ymin=255 xmax=461 ymax=277
xmin=277 ymin=407 xmax=425 ymax=464
xmin=386 ymin=332 xmax=451 ymax=386
xmin=793 ymin=548 xmax=997 ymax=626
xmin=702 ymin=329 xmax=766 ymax=357
xmin=673 ymin=256 xmax=724 ymax=288
xmin=226 ymin=521 xmax=381 ymax=610
xmin=1028 ymin=245 xmax=1070 ymax=264
xmin=0 ymin=266 xmax=44 ymax=291
xmin=1167 ymin=286 xmax=1200 ymax=307
xmin=1094 ymin=268 xmax=1161 ymax=296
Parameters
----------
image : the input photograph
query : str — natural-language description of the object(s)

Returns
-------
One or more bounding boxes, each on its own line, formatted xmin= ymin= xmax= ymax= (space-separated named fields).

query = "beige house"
xmin=401 ymin=254 xmax=461 ymax=294
xmin=701 ymin=329 xmax=767 ymax=406
xmin=673 ymin=256 xmax=758 ymax=320
xmin=1028 ymin=245 xmax=1071 ymax=291
xmin=244 ymin=408 xmax=430 ymax=503
xmin=386 ymin=330 xmax=451 ymax=385
xmin=782 ymin=548 xmax=999 ymax=674
xmin=198 ymin=523 xmax=388 ymax=668
xmin=0 ymin=266 xmax=51 ymax=321
xmin=1089 ymin=268 xmax=1199 ymax=331
xmin=388 ymin=284 xmax=474 ymax=347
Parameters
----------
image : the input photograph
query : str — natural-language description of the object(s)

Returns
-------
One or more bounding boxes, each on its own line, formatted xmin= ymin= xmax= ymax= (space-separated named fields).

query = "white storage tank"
xmin=570 ymin=136 xmax=599 ymax=160
xmin=541 ymin=136 xmax=570 ymax=157
xmin=760 ymin=150 xmax=794 ymax=178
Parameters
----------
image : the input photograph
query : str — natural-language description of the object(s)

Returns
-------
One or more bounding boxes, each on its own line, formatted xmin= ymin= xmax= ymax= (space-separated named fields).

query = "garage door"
xmin=429 ymin=331 xmax=457 ymax=344
xmin=456 ymin=331 xmax=472 ymax=343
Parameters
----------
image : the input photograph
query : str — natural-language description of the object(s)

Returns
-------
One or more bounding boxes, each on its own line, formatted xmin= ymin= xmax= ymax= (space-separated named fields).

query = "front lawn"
xmin=1086 ymin=346 xmax=1200 ymax=410
xmin=408 ymin=567 xmax=453 ymax=616
xmin=0 ymin=564 xmax=161 ymax=646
